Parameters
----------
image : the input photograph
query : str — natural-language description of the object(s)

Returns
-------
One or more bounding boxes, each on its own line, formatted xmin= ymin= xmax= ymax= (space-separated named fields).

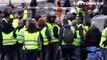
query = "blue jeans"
xmin=40 ymin=51 xmax=43 ymax=60
xmin=43 ymin=45 xmax=49 ymax=60
xmin=75 ymin=47 xmax=81 ymax=60
xmin=24 ymin=49 xmax=39 ymax=60
xmin=101 ymin=48 xmax=107 ymax=60
xmin=51 ymin=43 xmax=59 ymax=60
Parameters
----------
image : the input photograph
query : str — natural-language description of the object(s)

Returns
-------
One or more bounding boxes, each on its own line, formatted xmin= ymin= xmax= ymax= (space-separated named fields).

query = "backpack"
xmin=63 ymin=27 xmax=74 ymax=43
xmin=86 ymin=46 xmax=100 ymax=60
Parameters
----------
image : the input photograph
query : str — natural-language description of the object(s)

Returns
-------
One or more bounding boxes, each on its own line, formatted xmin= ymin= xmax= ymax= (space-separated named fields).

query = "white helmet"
xmin=77 ymin=0 xmax=84 ymax=5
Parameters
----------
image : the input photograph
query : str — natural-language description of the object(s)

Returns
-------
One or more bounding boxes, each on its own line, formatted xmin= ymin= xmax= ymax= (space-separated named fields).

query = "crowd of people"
xmin=0 ymin=0 xmax=107 ymax=60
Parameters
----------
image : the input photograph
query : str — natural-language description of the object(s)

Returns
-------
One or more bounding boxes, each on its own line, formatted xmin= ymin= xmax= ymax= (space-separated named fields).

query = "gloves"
xmin=103 ymin=40 xmax=107 ymax=47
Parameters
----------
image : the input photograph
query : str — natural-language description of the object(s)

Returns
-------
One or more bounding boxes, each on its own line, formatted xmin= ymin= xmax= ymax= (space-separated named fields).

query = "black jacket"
xmin=1 ymin=23 xmax=16 ymax=51
xmin=30 ymin=0 xmax=37 ymax=6
xmin=84 ymin=27 xmax=101 ymax=47
xmin=63 ymin=0 xmax=71 ymax=7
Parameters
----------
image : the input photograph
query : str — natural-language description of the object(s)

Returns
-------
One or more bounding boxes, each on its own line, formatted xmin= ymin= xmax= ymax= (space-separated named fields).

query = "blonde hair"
xmin=91 ymin=21 xmax=97 ymax=27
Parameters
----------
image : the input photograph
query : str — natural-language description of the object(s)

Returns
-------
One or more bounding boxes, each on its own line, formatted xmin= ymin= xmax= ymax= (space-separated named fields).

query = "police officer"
xmin=99 ymin=19 xmax=107 ymax=60
xmin=59 ymin=18 xmax=76 ymax=60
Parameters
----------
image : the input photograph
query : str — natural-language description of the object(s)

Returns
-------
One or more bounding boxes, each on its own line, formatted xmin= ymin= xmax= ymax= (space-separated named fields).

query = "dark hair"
xmin=85 ymin=21 xmax=91 ymax=27
xmin=27 ymin=19 xmax=39 ymax=33
xmin=63 ymin=18 xmax=68 ymax=25
xmin=18 ymin=11 xmax=23 ymax=15
xmin=3 ymin=12 xmax=10 ymax=18
xmin=36 ymin=14 xmax=41 ymax=22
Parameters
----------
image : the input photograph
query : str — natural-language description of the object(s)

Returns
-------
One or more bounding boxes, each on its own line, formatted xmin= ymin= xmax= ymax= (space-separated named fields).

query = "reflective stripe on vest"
xmin=46 ymin=23 xmax=59 ymax=43
xmin=24 ymin=31 xmax=39 ymax=50
xmin=54 ymin=24 xmax=60 ymax=34
xmin=46 ymin=23 xmax=53 ymax=36
xmin=76 ymin=7 xmax=85 ymax=17
xmin=2 ymin=31 xmax=16 ymax=45
xmin=16 ymin=27 xmax=26 ymax=43
xmin=68 ymin=20 xmax=72 ymax=26
xmin=78 ymin=24 xmax=83 ymax=28
xmin=51 ymin=24 xmax=60 ymax=43
xmin=41 ymin=27 xmax=49 ymax=45
xmin=2 ymin=18 xmax=8 ymax=23
xmin=72 ymin=30 xmax=81 ymax=46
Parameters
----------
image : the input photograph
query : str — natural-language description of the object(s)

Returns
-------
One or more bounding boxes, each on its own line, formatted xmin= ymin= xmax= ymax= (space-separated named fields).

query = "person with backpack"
xmin=99 ymin=19 xmax=107 ymax=60
xmin=59 ymin=18 xmax=75 ymax=60
xmin=71 ymin=20 xmax=84 ymax=60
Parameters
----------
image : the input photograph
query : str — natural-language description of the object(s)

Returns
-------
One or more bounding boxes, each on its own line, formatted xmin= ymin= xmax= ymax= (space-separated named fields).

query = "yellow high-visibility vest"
xmin=10 ymin=14 xmax=14 ymax=19
xmin=23 ymin=31 xmax=39 ymax=50
xmin=51 ymin=24 xmax=60 ymax=43
xmin=100 ymin=27 xmax=107 ymax=48
xmin=16 ymin=26 xmax=26 ymax=43
xmin=40 ymin=27 xmax=49 ymax=45
xmin=2 ymin=31 xmax=16 ymax=46
xmin=68 ymin=20 xmax=72 ymax=26
xmin=72 ymin=29 xmax=81 ymax=46
xmin=12 ymin=19 xmax=19 ymax=28
xmin=23 ymin=10 xmax=28 ymax=20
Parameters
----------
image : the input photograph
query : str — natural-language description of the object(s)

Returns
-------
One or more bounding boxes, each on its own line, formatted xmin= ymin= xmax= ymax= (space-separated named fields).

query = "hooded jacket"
xmin=1 ymin=23 xmax=16 ymax=51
